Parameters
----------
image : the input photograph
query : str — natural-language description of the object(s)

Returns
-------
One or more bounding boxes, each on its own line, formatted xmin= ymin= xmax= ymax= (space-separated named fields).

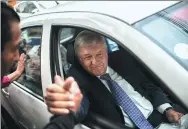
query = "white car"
xmin=2 ymin=1 xmax=188 ymax=129
xmin=13 ymin=1 xmax=58 ymax=20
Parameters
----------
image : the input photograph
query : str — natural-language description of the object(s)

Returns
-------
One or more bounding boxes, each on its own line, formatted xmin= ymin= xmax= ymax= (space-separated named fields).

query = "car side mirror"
xmin=31 ymin=9 xmax=39 ymax=14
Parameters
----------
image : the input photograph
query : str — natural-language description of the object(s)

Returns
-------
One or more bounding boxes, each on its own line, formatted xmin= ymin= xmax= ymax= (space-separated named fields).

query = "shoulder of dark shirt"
xmin=44 ymin=113 xmax=76 ymax=129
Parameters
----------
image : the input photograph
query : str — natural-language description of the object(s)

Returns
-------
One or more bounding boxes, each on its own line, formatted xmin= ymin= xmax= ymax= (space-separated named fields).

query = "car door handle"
xmin=2 ymin=88 xmax=10 ymax=97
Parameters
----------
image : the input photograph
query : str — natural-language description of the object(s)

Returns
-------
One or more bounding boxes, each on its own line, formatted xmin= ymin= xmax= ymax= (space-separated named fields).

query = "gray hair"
xmin=74 ymin=30 xmax=106 ymax=56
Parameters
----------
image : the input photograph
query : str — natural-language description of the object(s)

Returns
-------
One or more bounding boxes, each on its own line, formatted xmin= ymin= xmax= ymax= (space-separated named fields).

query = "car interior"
xmin=48 ymin=26 xmax=188 ymax=129
xmin=13 ymin=27 xmax=43 ymax=97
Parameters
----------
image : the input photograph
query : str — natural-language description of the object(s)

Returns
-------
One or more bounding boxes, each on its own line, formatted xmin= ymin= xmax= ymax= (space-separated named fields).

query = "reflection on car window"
xmin=106 ymin=38 xmax=119 ymax=53
xmin=59 ymin=28 xmax=75 ymax=44
xmin=17 ymin=27 xmax=43 ymax=97
xmin=17 ymin=2 xmax=28 ymax=13
xmin=27 ymin=2 xmax=37 ymax=13
xmin=134 ymin=2 xmax=188 ymax=71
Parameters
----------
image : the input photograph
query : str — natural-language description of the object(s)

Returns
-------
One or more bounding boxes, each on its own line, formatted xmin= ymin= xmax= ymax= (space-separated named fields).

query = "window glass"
xmin=58 ymin=28 xmax=75 ymax=74
xmin=27 ymin=2 xmax=37 ymax=13
xmin=59 ymin=28 xmax=75 ymax=44
xmin=37 ymin=1 xmax=58 ymax=9
xmin=17 ymin=2 xmax=28 ymax=13
xmin=17 ymin=27 xmax=43 ymax=96
xmin=106 ymin=38 xmax=119 ymax=53
xmin=134 ymin=2 xmax=188 ymax=71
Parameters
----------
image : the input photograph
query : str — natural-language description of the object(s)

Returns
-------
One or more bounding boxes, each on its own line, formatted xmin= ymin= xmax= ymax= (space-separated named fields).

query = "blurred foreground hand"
xmin=45 ymin=75 xmax=83 ymax=114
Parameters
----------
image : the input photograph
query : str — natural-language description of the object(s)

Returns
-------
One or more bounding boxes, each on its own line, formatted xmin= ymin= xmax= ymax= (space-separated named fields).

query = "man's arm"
xmin=141 ymin=81 xmax=184 ymax=123
xmin=44 ymin=113 xmax=76 ymax=129
xmin=74 ymin=92 xmax=90 ymax=122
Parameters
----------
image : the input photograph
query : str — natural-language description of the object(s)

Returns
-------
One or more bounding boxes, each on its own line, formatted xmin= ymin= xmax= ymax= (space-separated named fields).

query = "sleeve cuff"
xmin=157 ymin=103 xmax=172 ymax=114
xmin=2 ymin=76 xmax=11 ymax=84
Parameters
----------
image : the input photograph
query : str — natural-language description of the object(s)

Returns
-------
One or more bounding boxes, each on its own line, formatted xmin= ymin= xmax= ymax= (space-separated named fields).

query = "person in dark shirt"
xmin=1 ymin=2 xmax=83 ymax=129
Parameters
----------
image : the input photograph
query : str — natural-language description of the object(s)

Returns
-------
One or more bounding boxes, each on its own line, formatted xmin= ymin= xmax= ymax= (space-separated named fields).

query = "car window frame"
xmin=13 ymin=25 xmax=44 ymax=100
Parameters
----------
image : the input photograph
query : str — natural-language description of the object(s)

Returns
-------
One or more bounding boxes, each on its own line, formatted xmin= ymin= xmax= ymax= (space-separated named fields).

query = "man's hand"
xmin=166 ymin=109 xmax=184 ymax=123
xmin=45 ymin=75 xmax=83 ymax=115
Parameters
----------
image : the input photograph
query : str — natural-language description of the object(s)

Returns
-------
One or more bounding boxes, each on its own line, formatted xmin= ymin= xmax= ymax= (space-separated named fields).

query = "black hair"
xmin=1 ymin=1 xmax=20 ymax=52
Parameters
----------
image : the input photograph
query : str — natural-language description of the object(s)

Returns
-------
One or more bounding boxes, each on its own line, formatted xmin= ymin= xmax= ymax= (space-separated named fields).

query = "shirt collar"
xmin=97 ymin=66 xmax=109 ymax=78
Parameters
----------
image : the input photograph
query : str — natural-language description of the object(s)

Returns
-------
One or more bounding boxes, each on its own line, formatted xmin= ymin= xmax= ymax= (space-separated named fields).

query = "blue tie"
xmin=100 ymin=74 xmax=153 ymax=129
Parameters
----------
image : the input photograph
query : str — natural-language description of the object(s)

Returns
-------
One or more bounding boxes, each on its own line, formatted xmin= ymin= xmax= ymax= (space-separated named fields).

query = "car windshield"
xmin=37 ymin=1 xmax=58 ymax=9
xmin=134 ymin=2 xmax=188 ymax=71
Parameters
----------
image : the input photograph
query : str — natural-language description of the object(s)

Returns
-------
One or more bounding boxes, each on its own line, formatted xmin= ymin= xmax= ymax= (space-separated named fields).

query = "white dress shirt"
xmin=98 ymin=66 xmax=172 ymax=128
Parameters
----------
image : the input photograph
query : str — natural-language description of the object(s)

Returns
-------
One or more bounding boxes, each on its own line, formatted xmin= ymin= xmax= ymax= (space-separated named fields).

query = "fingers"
xmin=69 ymin=91 xmax=83 ymax=112
xmin=46 ymin=76 xmax=83 ymax=114
xmin=20 ymin=53 xmax=25 ymax=61
xmin=62 ymin=77 xmax=75 ymax=91
xmin=178 ymin=113 xmax=184 ymax=118
xmin=172 ymin=114 xmax=180 ymax=123
xmin=54 ymin=76 xmax=80 ymax=94
xmin=17 ymin=53 xmax=25 ymax=70
xmin=48 ymin=107 xmax=70 ymax=115
xmin=45 ymin=92 xmax=74 ymax=101
xmin=63 ymin=77 xmax=81 ymax=94
xmin=169 ymin=112 xmax=184 ymax=123
xmin=46 ymin=100 xmax=75 ymax=109
xmin=19 ymin=53 xmax=25 ymax=66
xmin=70 ymin=81 xmax=81 ymax=94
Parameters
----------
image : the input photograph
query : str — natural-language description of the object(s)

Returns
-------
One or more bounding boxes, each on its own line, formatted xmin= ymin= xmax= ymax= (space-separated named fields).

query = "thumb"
xmin=70 ymin=81 xmax=81 ymax=94
xmin=63 ymin=77 xmax=80 ymax=94
xmin=54 ymin=75 xmax=64 ymax=87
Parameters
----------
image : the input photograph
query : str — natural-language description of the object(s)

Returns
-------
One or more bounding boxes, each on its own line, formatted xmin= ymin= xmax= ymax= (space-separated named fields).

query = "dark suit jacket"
xmin=67 ymin=60 xmax=173 ymax=128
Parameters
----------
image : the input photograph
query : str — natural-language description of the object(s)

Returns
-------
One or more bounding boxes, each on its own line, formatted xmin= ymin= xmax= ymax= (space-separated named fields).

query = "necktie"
xmin=100 ymin=73 xmax=153 ymax=129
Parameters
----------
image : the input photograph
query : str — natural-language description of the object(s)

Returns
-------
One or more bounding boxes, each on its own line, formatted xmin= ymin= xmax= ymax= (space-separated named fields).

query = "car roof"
xmin=32 ymin=1 xmax=179 ymax=24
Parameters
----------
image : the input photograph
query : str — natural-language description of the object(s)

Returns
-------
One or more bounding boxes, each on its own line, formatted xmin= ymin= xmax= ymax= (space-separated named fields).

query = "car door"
xmin=44 ymin=11 xmax=188 ymax=108
xmin=44 ymin=11 xmax=188 ymax=128
xmin=1 ymin=24 xmax=52 ymax=129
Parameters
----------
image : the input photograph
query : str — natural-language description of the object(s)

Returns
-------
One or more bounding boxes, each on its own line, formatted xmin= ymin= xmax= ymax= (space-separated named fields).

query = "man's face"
xmin=1 ymin=21 xmax=21 ymax=77
xmin=78 ymin=41 xmax=108 ymax=76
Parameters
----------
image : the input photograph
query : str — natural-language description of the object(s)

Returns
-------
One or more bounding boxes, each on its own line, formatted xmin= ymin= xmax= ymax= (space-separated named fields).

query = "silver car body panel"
xmin=34 ymin=1 xmax=178 ymax=24
xmin=2 ymin=82 xmax=52 ymax=129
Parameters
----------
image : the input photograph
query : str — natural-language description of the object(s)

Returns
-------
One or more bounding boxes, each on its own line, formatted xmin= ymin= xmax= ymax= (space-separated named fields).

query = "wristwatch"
xmin=164 ymin=107 xmax=173 ymax=115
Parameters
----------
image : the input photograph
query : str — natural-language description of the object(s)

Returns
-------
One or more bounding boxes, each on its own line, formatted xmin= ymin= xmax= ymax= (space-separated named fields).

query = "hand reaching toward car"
xmin=15 ymin=53 xmax=25 ymax=76
xmin=45 ymin=75 xmax=83 ymax=114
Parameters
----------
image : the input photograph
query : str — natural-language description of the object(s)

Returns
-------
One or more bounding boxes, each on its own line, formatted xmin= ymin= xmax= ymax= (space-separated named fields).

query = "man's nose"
xmin=91 ymin=58 xmax=97 ymax=65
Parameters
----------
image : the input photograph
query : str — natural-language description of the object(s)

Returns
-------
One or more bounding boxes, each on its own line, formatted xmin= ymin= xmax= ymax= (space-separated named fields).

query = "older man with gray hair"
xmin=47 ymin=30 xmax=186 ymax=129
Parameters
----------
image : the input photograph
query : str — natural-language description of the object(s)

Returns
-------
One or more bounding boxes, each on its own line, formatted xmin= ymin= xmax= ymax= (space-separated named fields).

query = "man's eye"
xmin=84 ymin=56 xmax=91 ymax=60
xmin=97 ymin=53 xmax=103 ymax=57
